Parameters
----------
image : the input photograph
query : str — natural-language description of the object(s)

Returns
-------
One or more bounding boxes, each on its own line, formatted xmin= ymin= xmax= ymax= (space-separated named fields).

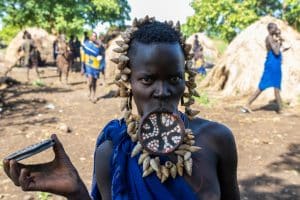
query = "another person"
xmin=56 ymin=34 xmax=73 ymax=84
xmin=53 ymin=35 xmax=59 ymax=62
xmin=192 ymin=35 xmax=206 ymax=75
xmin=82 ymin=31 xmax=89 ymax=43
xmin=21 ymin=31 xmax=40 ymax=81
xmin=242 ymin=23 xmax=286 ymax=113
xmin=81 ymin=32 xmax=103 ymax=102
xmin=3 ymin=19 xmax=239 ymax=200
xmin=68 ymin=35 xmax=76 ymax=71
xmin=74 ymin=36 xmax=81 ymax=62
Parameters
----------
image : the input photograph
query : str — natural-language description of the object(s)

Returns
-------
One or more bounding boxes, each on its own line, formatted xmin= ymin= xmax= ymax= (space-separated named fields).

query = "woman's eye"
xmin=170 ymin=76 xmax=181 ymax=83
xmin=141 ymin=77 xmax=153 ymax=84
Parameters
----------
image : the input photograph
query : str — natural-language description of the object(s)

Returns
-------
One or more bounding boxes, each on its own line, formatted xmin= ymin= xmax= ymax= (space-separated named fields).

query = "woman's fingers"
xmin=3 ymin=159 xmax=11 ymax=179
xmin=51 ymin=134 xmax=72 ymax=164
xmin=51 ymin=134 xmax=66 ymax=157
xmin=9 ymin=160 xmax=21 ymax=186
xmin=19 ymin=168 xmax=34 ymax=191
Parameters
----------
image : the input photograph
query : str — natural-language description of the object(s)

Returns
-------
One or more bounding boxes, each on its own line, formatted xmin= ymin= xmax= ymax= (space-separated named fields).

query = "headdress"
xmin=111 ymin=16 xmax=201 ymax=182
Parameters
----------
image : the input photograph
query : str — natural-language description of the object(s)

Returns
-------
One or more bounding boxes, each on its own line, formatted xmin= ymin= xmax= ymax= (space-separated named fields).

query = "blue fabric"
xmin=99 ymin=45 xmax=106 ymax=72
xmin=91 ymin=116 xmax=198 ymax=200
xmin=258 ymin=50 xmax=282 ymax=90
xmin=197 ymin=66 xmax=207 ymax=76
xmin=83 ymin=41 xmax=100 ymax=57
xmin=85 ymin=66 xmax=100 ymax=79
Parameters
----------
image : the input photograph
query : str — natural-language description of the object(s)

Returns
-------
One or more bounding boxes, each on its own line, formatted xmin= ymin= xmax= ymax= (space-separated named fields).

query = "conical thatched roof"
xmin=4 ymin=27 xmax=56 ymax=68
xmin=105 ymin=35 xmax=122 ymax=82
xmin=186 ymin=33 xmax=220 ymax=63
xmin=201 ymin=16 xmax=300 ymax=105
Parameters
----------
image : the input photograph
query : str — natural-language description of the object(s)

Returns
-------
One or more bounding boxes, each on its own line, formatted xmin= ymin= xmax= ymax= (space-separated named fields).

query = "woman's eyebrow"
xmin=135 ymin=71 xmax=156 ymax=76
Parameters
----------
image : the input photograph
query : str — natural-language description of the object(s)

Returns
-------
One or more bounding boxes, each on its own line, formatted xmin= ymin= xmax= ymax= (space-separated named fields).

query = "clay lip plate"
xmin=138 ymin=111 xmax=185 ymax=155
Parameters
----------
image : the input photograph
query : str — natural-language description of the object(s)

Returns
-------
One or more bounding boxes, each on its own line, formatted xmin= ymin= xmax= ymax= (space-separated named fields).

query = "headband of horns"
xmin=110 ymin=16 xmax=201 ymax=182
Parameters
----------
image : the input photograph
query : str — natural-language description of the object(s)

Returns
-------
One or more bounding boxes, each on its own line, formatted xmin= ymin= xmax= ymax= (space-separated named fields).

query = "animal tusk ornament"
xmin=111 ymin=15 xmax=202 ymax=182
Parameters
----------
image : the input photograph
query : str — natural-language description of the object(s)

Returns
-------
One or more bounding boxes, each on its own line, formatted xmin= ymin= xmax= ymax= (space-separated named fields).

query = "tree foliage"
xmin=183 ymin=0 xmax=300 ymax=42
xmin=284 ymin=0 xmax=300 ymax=30
xmin=0 ymin=0 xmax=130 ymax=42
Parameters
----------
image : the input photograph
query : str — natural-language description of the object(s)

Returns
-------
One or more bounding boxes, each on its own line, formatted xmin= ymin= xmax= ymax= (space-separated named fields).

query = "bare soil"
xmin=0 ymin=67 xmax=299 ymax=200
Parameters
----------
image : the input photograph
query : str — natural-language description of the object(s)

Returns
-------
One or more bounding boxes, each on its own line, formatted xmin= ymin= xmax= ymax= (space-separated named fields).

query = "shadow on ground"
xmin=240 ymin=143 xmax=300 ymax=200
xmin=0 ymin=84 xmax=71 ymax=128
xmin=4 ymin=84 xmax=72 ymax=101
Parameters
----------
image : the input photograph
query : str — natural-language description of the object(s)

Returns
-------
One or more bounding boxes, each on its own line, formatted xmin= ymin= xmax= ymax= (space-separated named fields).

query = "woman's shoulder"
xmin=189 ymin=117 xmax=236 ymax=152
xmin=95 ymin=119 xmax=127 ymax=146
xmin=190 ymin=116 xmax=232 ymax=133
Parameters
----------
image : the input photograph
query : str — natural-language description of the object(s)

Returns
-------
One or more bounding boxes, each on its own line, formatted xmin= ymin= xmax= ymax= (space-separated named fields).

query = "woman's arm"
xmin=214 ymin=125 xmax=240 ymax=200
xmin=267 ymin=35 xmax=280 ymax=56
xmin=95 ymin=140 xmax=113 ymax=200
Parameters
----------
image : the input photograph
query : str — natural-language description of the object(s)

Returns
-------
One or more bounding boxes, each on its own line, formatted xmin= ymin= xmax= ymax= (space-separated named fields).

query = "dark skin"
xmin=96 ymin=42 xmax=239 ymax=200
xmin=244 ymin=25 xmax=284 ymax=112
xmin=3 ymin=42 xmax=239 ymax=200
xmin=87 ymin=32 xmax=99 ymax=102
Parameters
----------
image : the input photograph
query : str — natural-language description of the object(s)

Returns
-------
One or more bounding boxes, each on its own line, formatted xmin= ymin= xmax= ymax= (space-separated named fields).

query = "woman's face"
xmin=268 ymin=24 xmax=278 ymax=35
xmin=130 ymin=42 xmax=185 ymax=116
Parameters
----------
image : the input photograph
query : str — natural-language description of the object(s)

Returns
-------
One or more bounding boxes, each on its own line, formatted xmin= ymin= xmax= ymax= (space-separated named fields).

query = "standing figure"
xmin=22 ymin=31 xmax=40 ymax=81
xmin=74 ymin=36 xmax=81 ymax=62
xmin=192 ymin=35 xmax=205 ymax=75
xmin=53 ymin=36 xmax=59 ymax=62
xmin=56 ymin=34 xmax=72 ymax=84
xmin=242 ymin=23 xmax=284 ymax=113
xmin=68 ymin=35 xmax=76 ymax=71
xmin=81 ymin=32 xmax=103 ymax=102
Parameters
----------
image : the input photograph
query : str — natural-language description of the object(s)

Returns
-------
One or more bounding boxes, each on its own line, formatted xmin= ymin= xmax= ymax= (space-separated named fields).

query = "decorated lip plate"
xmin=138 ymin=112 xmax=185 ymax=155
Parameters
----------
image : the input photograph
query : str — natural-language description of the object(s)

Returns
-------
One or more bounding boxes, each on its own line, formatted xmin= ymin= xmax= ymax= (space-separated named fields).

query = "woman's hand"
xmin=3 ymin=134 xmax=90 ymax=200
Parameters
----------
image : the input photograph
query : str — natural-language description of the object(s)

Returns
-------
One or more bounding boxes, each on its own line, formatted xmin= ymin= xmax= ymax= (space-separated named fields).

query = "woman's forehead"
xmin=129 ymin=42 xmax=185 ymax=70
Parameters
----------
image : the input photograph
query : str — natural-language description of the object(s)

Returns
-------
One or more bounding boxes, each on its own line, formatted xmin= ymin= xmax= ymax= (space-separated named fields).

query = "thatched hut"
xmin=4 ymin=27 xmax=56 ymax=68
xmin=201 ymin=16 xmax=300 ymax=105
xmin=105 ymin=35 xmax=122 ymax=82
xmin=186 ymin=33 xmax=220 ymax=63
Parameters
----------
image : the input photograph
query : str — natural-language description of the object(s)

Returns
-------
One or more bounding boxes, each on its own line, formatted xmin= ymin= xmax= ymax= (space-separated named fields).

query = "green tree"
xmin=183 ymin=0 xmax=300 ymax=42
xmin=0 ymin=0 xmax=130 ymax=41
xmin=283 ymin=0 xmax=300 ymax=30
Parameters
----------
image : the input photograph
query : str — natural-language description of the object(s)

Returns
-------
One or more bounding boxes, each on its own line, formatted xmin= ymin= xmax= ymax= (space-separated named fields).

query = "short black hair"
xmin=267 ymin=22 xmax=277 ymax=31
xmin=131 ymin=21 xmax=181 ymax=44
xmin=128 ymin=21 xmax=182 ymax=59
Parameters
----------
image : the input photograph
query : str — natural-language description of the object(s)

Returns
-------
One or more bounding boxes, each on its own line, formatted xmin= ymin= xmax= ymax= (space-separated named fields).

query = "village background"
xmin=0 ymin=0 xmax=299 ymax=199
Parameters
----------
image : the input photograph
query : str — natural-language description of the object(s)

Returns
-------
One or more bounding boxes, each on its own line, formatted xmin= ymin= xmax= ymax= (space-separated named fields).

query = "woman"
xmin=81 ymin=32 xmax=103 ymax=102
xmin=242 ymin=23 xmax=285 ymax=113
xmin=3 ymin=17 xmax=239 ymax=200
xmin=21 ymin=31 xmax=40 ymax=81
xmin=56 ymin=34 xmax=73 ymax=84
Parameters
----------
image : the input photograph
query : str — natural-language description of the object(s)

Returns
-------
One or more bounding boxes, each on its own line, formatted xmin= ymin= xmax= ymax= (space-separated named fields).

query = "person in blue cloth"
xmin=242 ymin=23 xmax=287 ymax=113
xmin=82 ymin=32 xmax=103 ymax=102
xmin=3 ymin=18 xmax=240 ymax=200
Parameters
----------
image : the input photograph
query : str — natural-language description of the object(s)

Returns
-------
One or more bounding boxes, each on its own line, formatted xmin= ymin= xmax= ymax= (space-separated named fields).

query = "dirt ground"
xmin=0 ymin=67 xmax=299 ymax=200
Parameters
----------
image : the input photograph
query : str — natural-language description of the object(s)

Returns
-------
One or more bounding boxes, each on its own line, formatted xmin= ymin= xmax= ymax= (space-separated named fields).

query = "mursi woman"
xmin=3 ymin=17 xmax=240 ymax=200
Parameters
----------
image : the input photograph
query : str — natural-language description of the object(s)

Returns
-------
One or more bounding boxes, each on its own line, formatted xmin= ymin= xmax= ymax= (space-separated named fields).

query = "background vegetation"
xmin=0 ymin=0 xmax=131 ymax=43
xmin=183 ymin=0 xmax=300 ymax=42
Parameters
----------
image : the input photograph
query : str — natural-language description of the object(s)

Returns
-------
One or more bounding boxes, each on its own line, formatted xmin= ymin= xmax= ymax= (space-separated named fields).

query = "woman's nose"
xmin=153 ymin=81 xmax=171 ymax=99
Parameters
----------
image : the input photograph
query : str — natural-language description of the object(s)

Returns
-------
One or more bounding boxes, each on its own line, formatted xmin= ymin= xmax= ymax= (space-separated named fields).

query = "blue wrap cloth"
xmin=85 ymin=66 xmax=100 ymax=79
xmin=81 ymin=41 xmax=101 ymax=79
xmin=258 ymin=50 xmax=282 ymax=91
xmin=91 ymin=117 xmax=198 ymax=200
